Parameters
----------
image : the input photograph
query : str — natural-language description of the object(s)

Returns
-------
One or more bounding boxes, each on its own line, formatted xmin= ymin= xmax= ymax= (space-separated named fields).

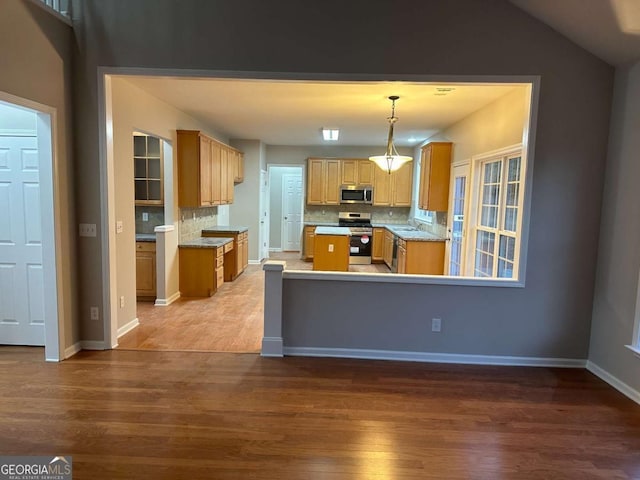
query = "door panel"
xmin=283 ymin=172 xmax=303 ymax=251
xmin=446 ymin=163 xmax=469 ymax=276
xmin=0 ymin=134 xmax=44 ymax=345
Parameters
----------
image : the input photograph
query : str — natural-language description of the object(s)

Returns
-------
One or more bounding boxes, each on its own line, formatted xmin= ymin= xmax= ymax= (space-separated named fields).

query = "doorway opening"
xmin=0 ymin=93 xmax=63 ymax=361
xmin=267 ymin=165 xmax=304 ymax=254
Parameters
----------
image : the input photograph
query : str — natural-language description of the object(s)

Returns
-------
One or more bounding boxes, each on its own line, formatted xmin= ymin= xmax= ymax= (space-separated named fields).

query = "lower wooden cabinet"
xmin=136 ymin=242 xmax=156 ymax=299
xmin=372 ymin=227 xmax=385 ymax=263
xmin=179 ymin=246 xmax=225 ymax=297
xmin=400 ymin=240 xmax=445 ymax=275
xmin=303 ymin=226 xmax=316 ymax=260
xmin=383 ymin=229 xmax=394 ymax=268
xmin=201 ymin=230 xmax=248 ymax=281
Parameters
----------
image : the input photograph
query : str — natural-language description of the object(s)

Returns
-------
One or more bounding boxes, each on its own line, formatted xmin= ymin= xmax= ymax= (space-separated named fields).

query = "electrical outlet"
xmin=432 ymin=317 xmax=442 ymax=332
xmin=142 ymin=212 xmax=149 ymax=222
xmin=120 ymin=296 xmax=125 ymax=308
xmin=79 ymin=223 xmax=97 ymax=237
xmin=90 ymin=306 xmax=99 ymax=321
xmin=328 ymin=244 xmax=334 ymax=252
xmin=116 ymin=220 xmax=123 ymax=234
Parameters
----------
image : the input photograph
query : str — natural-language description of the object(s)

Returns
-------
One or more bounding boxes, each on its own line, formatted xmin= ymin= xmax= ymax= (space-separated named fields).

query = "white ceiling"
xmin=123 ymin=76 xmax=522 ymax=147
xmin=510 ymin=0 xmax=640 ymax=66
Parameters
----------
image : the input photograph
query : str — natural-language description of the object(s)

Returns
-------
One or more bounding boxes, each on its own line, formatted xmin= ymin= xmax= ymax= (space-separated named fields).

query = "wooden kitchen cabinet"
xmin=306 ymin=158 xmax=340 ymax=205
xmin=419 ymin=142 xmax=452 ymax=211
xmin=134 ymin=134 xmax=164 ymax=206
xmin=383 ymin=229 xmax=394 ymax=268
xmin=232 ymin=149 xmax=244 ymax=184
xmin=341 ymin=159 xmax=374 ymax=186
xmin=372 ymin=227 xmax=385 ymax=263
xmin=402 ymin=240 xmax=445 ymax=275
xmin=201 ymin=230 xmax=248 ymax=281
xmin=177 ymin=130 xmax=241 ymax=207
xmin=136 ymin=242 xmax=156 ymax=299
xmin=373 ymin=161 xmax=413 ymax=207
xmin=397 ymin=238 xmax=407 ymax=274
xmin=303 ymin=226 xmax=316 ymax=260
xmin=179 ymin=245 xmax=225 ymax=297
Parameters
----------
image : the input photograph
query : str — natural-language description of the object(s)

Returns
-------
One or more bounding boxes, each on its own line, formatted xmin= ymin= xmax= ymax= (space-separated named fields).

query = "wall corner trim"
xmin=261 ymin=337 xmax=284 ymax=357
xmin=155 ymin=291 xmax=181 ymax=307
xmin=586 ymin=360 xmax=640 ymax=406
xmin=283 ymin=347 xmax=587 ymax=368
xmin=80 ymin=340 xmax=109 ymax=351
xmin=62 ymin=342 xmax=82 ymax=360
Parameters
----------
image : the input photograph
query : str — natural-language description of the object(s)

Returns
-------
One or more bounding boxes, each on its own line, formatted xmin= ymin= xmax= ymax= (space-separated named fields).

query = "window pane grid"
xmin=473 ymin=153 xmax=523 ymax=279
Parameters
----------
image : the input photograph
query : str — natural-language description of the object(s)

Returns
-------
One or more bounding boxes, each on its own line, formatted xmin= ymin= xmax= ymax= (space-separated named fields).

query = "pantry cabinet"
xmin=419 ymin=142 xmax=452 ymax=211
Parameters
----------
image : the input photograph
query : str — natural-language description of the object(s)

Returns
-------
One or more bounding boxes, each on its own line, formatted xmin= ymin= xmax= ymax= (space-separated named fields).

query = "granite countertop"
xmin=179 ymin=237 xmax=234 ymax=249
xmin=380 ymin=224 xmax=448 ymax=242
xmin=201 ymin=226 xmax=249 ymax=234
xmin=304 ymin=221 xmax=339 ymax=227
xmin=135 ymin=233 xmax=156 ymax=242
xmin=315 ymin=226 xmax=351 ymax=236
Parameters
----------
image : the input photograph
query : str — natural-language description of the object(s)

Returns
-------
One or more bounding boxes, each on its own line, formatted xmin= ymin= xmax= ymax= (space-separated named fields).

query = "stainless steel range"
xmin=338 ymin=212 xmax=373 ymax=265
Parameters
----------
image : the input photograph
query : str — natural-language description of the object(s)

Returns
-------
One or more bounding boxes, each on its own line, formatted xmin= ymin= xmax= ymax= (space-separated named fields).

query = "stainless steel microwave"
xmin=340 ymin=185 xmax=373 ymax=204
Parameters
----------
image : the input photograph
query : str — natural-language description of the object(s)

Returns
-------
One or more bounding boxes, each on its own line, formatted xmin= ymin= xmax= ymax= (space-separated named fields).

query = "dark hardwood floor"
xmin=1 ymin=347 xmax=639 ymax=479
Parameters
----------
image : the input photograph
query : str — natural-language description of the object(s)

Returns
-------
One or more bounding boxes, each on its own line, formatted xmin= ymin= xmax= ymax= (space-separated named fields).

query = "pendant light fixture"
xmin=369 ymin=95 xmax=413 ymax=174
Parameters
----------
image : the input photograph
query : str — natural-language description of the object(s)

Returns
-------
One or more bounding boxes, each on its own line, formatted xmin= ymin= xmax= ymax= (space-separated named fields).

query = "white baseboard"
xmin=155 ymin=291 xmax=180 ymax=306
xmin=586 ymin=360 xmax=640 ymax=405
xmin=261 ymin=336 xmax=284 ymax=357
xmin=117 ymin=318 xmax=139 ymax=338
xmin=64 ymin=342 xmax=82 ymax=359
xmin=269 ymin=248 xmax=282 ymax=253
xmin=283 ymin=346 xmax=587 ymax=368
xmin=80 ymin=340 xmax=108 ymax=350
xmin=249 ymin=260 xmax=262 ymax=265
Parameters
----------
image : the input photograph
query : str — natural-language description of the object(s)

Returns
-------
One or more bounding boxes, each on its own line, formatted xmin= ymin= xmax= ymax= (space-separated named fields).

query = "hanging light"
xmin=369 ymin=95 xmax=413 ymax=174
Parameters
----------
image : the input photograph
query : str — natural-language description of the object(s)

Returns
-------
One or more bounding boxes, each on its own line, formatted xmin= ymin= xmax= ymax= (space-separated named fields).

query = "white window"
xmin=468 ymin=147 xmax=524 ymax=279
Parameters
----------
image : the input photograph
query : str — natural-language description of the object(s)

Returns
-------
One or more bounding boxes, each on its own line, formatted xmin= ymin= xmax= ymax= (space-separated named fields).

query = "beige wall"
xmin=110 ymin=77 xmax=230 ymax=330
xmin=437 ymin=87 xmax=528 ymax=163
xmin=0 ymin=0 xmax=78 ymax=351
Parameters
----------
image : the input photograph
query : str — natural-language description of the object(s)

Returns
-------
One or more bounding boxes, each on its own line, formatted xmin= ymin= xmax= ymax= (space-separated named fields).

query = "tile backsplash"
xmin=179 ymin=207 xmax=218 ymax=241
xmin=135 ymin=206 xmax=165 ymax=234
xmin=305 ymin=205 xmax=411 ymax=225
xmin=414 ymin=211 xmax=448 ymax=238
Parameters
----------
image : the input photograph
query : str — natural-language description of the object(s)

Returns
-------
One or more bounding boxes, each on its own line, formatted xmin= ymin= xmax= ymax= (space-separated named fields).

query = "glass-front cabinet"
xmin=134 ymin=134 xmax=163 ymax=205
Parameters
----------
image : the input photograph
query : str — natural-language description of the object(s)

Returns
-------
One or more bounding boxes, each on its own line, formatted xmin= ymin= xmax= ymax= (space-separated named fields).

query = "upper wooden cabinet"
xmin=307 ymin=158 xmax=340 ymax=205
xmin=231 ymin=149 xmax=244 ymax=184
xmin=419 ymin=142 xmax=452 ymax=211
xmin=341 ymin=159 xmax=374 ymax=186
xmin=177 ymin=130 xmax=241 ymax=208
xmin=372 ymin=161 xmax=413 ymax=207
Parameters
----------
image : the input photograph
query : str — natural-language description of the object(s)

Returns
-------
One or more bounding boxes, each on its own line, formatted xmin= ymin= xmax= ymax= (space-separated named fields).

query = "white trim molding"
xmin=283 ymin=347 xmax=586 ymax=368
xmin=117 ymin=318 xmax=139 ymax=338
xmin=262 ymin=337 xmax=284 ymax=357
xmin=155 ymin=291 xmax=180 ymax=307
xmin=63 ymin=340 xmax=109 ymax=359
xmin=586 ymin=360 xmax=640 ymax=405
xmin=63 ymin=342 xmax=82 ymax=360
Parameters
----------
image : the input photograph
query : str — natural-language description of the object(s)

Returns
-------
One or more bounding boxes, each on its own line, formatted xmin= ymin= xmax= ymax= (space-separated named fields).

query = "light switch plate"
xmin=79 ymin=223 xmax=97 ymax=237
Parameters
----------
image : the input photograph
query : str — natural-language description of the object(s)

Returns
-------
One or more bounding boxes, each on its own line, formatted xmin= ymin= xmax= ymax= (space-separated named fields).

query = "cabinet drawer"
xmin=224 ymin=241 xmax=234 ymax=253
xmin=136 ymin=242 xmax=156 ymax=252
xmin=240 ymin=232 xmax=248 ymax=241
xmin=398 ymin=238 xmax=406 ymax=248
xmin=216 ymin=255 xmax=224 ymax=269
xmin=216 ymin=246 xmax=224 ymax=258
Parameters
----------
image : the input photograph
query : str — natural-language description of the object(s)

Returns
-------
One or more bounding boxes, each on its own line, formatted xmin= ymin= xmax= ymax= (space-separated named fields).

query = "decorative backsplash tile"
xmin=179 ymin=207 xmax=218 ymax=241
xmin=304 ymin=205 xmax=411 ymax=225
xmin=135 ymin=206 xmax=165 ymax=234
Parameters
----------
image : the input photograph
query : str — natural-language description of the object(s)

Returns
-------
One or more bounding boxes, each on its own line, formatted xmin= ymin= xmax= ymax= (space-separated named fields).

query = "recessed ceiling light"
xmin=322 ymin=128 xmax=339 ymax=141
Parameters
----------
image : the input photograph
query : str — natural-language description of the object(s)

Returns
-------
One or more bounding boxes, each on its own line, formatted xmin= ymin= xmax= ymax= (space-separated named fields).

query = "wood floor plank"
xmin=0 ymin=347 xmax=639 ymax=479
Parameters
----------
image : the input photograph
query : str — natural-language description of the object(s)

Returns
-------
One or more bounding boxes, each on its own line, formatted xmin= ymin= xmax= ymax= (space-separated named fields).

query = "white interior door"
xmin=282 ymin=172 xmax=302 ymax=251
xmin=446 ymin=163 xmax=469 ymax=276
xmin=0 ymin=132 xmax=45 ymax=345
